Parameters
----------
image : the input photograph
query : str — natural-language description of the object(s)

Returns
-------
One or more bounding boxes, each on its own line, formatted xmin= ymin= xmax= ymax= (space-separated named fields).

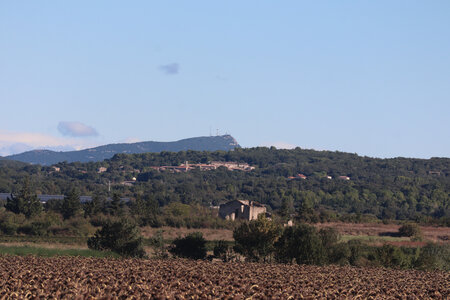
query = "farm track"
xmin=0 ymin=256 xmax=448 ymax=299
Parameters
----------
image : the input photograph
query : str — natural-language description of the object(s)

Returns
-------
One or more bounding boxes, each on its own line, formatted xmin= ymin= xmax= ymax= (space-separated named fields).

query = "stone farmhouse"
xmin=219 ymin=200 xmax=267 ymax=221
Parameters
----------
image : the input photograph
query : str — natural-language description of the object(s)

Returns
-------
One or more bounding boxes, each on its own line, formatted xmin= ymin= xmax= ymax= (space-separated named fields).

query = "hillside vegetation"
xmin=0 ymin=147 xmax=448 ymax=224
xmin=5 ymin=135 xmax=239 ymax=165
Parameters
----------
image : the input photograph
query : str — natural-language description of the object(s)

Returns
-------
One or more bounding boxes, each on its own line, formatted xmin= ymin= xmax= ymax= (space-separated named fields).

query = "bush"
xmin=319 ymin=227 xmax=340 ymax=249
xmin=328 ymin=243 xmax=352 ymax=265
xmin=233 ymin=216 xmax=282 ymax=262
xmin=87 ymin=219 xmax=146 ymax=258
xmin=17 ymin=220 xmax=51 ymax=236
xmin=398 ymin=223 xmax=422 ymax=238
xmin=213 ymin=240 xmax=230 ymax=261
xmin=275 ymin=224 xmax=326 ymax=265
xmin=149 ymin=229 xmax=168 ymax=259
xmin=169 ymin=232 xmax=207 ymax=260
xmin=0 ymin=221 xmax=17 ymax=235
xmin=376 ymin=244 xmax=410 ymax=269
xmin=414 ymin=243 xmax=450 ymax=271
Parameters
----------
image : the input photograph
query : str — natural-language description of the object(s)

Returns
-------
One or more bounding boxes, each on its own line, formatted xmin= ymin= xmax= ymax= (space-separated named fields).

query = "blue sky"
xmin=1 ymin=1 xmax=449 ymax=158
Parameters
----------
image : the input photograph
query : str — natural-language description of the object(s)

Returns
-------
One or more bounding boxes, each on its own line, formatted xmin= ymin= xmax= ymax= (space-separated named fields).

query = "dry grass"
xmin=315 ymin=222 xmax=450 ymax=244
xmin=0 ymin=242 xmax=88 ymax=250
xmin=141 ymin=226 xmax=233 ymax=241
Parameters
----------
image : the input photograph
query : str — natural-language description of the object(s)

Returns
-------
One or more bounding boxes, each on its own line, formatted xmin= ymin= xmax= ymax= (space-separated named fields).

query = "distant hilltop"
xmin=5 ymin=135 xmax=240 ymax=165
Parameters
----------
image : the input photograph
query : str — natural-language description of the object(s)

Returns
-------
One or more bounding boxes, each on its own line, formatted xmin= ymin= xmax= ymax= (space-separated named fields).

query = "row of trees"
xmin=0 ymin=178 xmax=233 ymax=237
xmin=85 ymin=215 xmax=449 ymax=271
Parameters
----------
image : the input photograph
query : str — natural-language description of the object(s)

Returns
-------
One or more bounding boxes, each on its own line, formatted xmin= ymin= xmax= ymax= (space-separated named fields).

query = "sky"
xmin=1 ymin=1 xmax=449 ymax=158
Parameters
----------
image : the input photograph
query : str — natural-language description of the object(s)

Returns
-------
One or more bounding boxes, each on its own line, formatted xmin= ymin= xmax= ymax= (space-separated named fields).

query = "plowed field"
xmin=0 ymin=256 xmax=448 ymax=299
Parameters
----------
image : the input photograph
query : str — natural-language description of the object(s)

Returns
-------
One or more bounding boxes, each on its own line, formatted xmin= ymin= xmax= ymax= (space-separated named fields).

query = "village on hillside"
xmin=149 ymin=161 xmax=255 ymax=173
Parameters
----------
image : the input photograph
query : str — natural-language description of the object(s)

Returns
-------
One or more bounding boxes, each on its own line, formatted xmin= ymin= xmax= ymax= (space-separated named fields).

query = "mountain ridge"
xmin=6 ymin=135 xmax=240 ymax=165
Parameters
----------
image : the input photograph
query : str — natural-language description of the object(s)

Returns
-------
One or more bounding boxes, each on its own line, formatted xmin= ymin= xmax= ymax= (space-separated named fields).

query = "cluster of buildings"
xmin=150 ymin=161 xmax=255 ymax=173
xmin=288 ymin=173 xmax=350 ymax=180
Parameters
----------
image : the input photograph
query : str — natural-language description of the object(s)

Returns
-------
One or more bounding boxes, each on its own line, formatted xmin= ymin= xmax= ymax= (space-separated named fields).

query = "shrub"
xmin=0 ymin=220 xmax=17 ymax=235
xmin=233 ymin=216 xmax=282 ymax=262
xmin=169 ymin=232 xmax=207 ymax=260
xmin=376 ymin=244 xmax=410 ymax=269
xmin=17 ymin=220 xmax=51 ymax=236
xmin=213 ymin=240 xmax=230 ymax=261
xmin=319 ymin=227 xmax=340 ymax=248
xmin=149 ymin=229 xmax=168 ymax=259
xmin=275 ymin=224 xmax=326 ymax=265
xmin=328 ymin=243 xmax=351 ymax=265
xmin=87 ymin=219 xmax=146 ymax=258
xmin=398 ymin=223 xmax=422 ymax=238
xmin=414 ymin=243 xmax=450 ymax=271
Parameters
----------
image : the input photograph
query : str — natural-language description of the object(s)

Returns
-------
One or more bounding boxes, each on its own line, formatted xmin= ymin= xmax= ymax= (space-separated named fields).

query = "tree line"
xmin=0 ymin=147 xmax=449 ymax=225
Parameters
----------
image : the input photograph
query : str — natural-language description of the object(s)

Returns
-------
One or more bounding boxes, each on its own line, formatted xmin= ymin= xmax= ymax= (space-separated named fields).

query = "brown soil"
xmin=0 ymin=256 xmax=448 ymax=298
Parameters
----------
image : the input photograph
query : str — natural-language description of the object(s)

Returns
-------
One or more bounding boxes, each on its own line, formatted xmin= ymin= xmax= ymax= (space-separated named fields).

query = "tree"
xmin=169 ymin=232 xmax=207 ymax=259
xmin=83 ymin=194 xmax=106 ymax=217
xmin=275 ymin=223 xmax=326 ymax=265
xmin=398 ymin=223 xmax=422 ymax=239
xmin=109 ymin=193 xmax=124 ymax=216
xmin=280 ymin=194 xmax=295 ymax=220
xmin=61 ymin=189 xmax=82 ymax=219
xmin=213 ymin=240 xmax=231 ymax=261
xmin=149 ymin=229 xmax=168 ymax=259
xmin=233 ymin=215 xmax=282 ymax=262
xmin=5 ymin=179 xmax=42 ymax=218
xmin=87 ymin=218 xmax=146 ymax=258
xmin=131 ymin=194 xmax=160 ymax=226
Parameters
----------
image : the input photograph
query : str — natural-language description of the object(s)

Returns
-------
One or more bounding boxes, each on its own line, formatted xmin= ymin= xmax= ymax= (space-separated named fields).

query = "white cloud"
xmin=260 ymin=141 xmax=297 ymax=149
xmin=0 ymin=130 xmax=97 ymax=156
xmin=58 ymin=121 xmax=98 ymax=137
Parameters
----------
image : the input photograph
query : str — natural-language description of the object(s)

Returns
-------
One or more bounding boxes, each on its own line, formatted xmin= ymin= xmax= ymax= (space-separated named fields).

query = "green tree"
xmin=376 ymin=244 xmax=409 ymax=269
xmin=275 ymin=224 xmax=326 ymax=265
xmin=149 ymin=229 xmax=168 ymax=259
xmin=61 ymin=189 xmax=82 ymax=220
xmin=110 ymin=193 xmax=124 ymax=216
xmin=213 ymin=240 xmax=231 ymax=261
xmin=87 ymin=218 xmax=146 ymax=258
xmin=398 ymin=223 xmax=422 ymax=239
xmin=280 ymin=194 xmax=295 ymax=220
xmin=131 ymin=194 xmax=160 ymax=226
xmin=5 ymin=179 xmax=42 ymax=218
xmin=233 ymin=215 xmax=282 ymax=262
xmin=414 ymin=243 xmax=450 ymax=271
xmin=83 ymin=194 xmax=106 ymax=217
xmin=169 ymin=232 xmax=207 ymax=260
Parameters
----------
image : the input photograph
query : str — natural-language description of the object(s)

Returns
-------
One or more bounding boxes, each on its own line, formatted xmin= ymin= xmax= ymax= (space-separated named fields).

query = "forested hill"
xmin=0 ymin=147 xmax=449 ymax=224
xmin=5 ymin=135 xmax=240 ymax=165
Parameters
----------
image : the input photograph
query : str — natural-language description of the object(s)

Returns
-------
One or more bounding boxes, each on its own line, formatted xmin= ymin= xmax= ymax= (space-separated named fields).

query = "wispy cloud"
xmin=0 ymin=130 xmax=97 ymax=156
xmin=261 ymin=141 xmax=297 ymax=149
xmin=57 ymin=121 xmax=98 ymax=137
xmin=159 ymin=63 xmax=180 ymax=75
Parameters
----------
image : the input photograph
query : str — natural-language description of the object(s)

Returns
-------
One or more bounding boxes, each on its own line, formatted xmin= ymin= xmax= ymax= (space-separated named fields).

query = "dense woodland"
xmin=0 ymin=147 xmax=449 ymax=226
